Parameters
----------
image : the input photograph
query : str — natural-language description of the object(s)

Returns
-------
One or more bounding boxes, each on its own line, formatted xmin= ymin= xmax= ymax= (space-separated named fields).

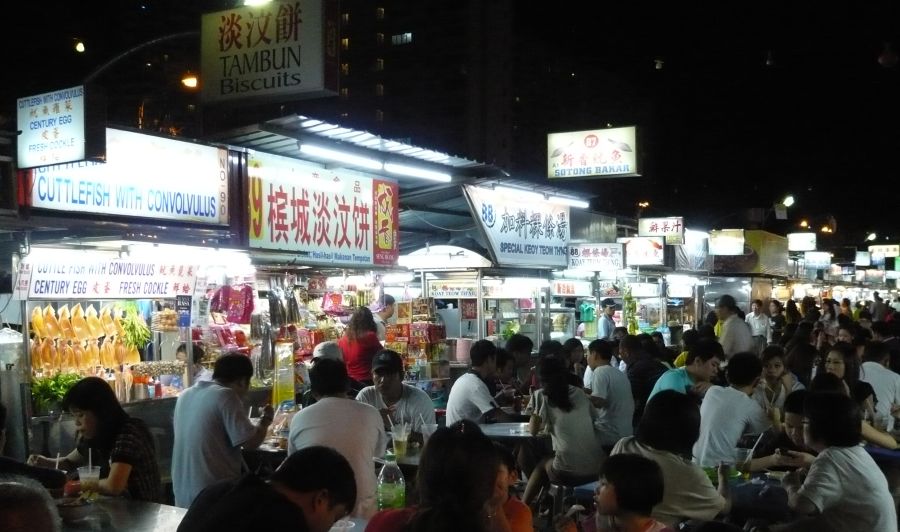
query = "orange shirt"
xmin=504 ymin=496 xmax=534 ymax=532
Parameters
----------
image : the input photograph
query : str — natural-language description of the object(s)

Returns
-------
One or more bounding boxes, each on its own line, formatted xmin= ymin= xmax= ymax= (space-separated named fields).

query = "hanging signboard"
xmin=551 ymin=280 xmax=593 ymax=297
xmin=15 ymin=258 xmax=198 ymax=300
xmin=428 ymin=280 xmax=478 ymax=299
xmin=547 ymin=126 xmax=639 ymax=179
xmin=869 ymin=244 xmax=900 ymax=258
xmin=709 ymin=229 xmax=745 ymax=256
xmin=787 ymin=232 xmax=817 ymax=252
xmin=24 ymin=128 xmax=228 ymax=225
xmin=618 ymin=236 xmax=665 ymax=267
xmin=248 ymin=152 xmax=399 ymax=266
xmin=567 ymin=243 xmax=623 ymax=271
xmin=638 ymin=217 xmax=684 ymax=245
xmin=804 ymin=251 xmax=831 ymax=269
xmin=17 ymin=85 xmax=106 ymax=169
xmin=200 ymin=0 xmax=339 ymax=104
xmin=465 ymin=185 xmax=570 ymax=268
xmin=856 ymin=251 xmax=871 ymax=267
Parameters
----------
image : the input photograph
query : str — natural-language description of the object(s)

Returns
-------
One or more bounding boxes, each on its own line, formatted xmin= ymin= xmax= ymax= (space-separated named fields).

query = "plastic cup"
xmin=734 ymin=448 xmax=753 ymax=480
xmin=329 ymin=519 xmax=356 ymax=531
xmin=420 ymin=423 xmax=439 ymax=446
xmin=392 ymin=432 xmax=408 ymax=458
xmin=77 ymin=465 xmax=101 ymax=501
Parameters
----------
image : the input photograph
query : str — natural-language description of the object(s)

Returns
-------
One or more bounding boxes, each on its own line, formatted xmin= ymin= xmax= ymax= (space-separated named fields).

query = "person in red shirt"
xmin=338 ymin=307 xmax=383 ymax=391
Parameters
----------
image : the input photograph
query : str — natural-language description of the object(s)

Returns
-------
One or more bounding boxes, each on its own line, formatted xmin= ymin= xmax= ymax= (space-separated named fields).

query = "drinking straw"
xmin=748 ymin=432 xmax=766 ymax=458
xmin=249 ymin=406 xmax=253 ymax=418
xmin=388 ymin=415 xmax=395 ymax=431
xmin=55 ymin=452 xmax=61 ymax=469
xmin=88 ymin=448 xmax=92 ymax=470
xmin=418 ymin=413 xmax=426 ymax=429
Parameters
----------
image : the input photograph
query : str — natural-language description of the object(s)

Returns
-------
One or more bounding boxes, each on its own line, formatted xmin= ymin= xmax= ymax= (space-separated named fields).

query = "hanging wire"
xmin=403 ymin=208 xmax=477 ymax=232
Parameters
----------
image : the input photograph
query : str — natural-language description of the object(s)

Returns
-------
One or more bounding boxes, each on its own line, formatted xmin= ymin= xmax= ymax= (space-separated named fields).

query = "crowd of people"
xmin=3 ymin=293 xmax=900 ymax=531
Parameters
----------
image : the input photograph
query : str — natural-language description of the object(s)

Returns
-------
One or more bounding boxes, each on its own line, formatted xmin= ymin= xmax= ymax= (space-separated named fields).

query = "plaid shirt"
xmin=80 ymin=417 xmax=161 ymax=502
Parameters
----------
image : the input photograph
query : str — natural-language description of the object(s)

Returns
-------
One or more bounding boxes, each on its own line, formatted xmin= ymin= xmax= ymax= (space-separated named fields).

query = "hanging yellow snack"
xmin=31 ymin=307 xmax=46 ymax=338
xmin=42 ymin=305 xmax=61 ymax=338
xmin=86 ymin=305 xmax=104 ymax=339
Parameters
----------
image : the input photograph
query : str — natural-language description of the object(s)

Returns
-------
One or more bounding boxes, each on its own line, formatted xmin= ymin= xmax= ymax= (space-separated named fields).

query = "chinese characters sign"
xmin=16 ymin=259 xmax=198 ymax=301
xmin=869 ymin=244 xmax=900 ymax=258
xmin=547 ymin=126 xmax=639 ymax=179
xmin=428 ymin=280 xmax=478 ymax=299
xmin=201 ymin=0 xmax=338 ymax=103
xmin=465 ymin=185 xmax=570 ymax=268
xmin=638 ymin=217 xmax=684 ymax=245
xmin=551 ymin=280 xmax=593 ymax=297
xmin=248 ymin=152 xmax=398 ymax=266
xmin=24 ymin=129 xmax=228 ymax=225
xmin=17 ymin=85 xmax=105 ymax=169
xmin=568 ymin=243 xmax=623 ymax=271
xmin=617 ymin=237 xmax=665 ymax=267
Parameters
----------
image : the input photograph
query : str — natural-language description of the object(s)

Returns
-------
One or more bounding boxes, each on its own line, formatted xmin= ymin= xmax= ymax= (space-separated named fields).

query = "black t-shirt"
xmin=178 ymin=474 xmax=310 ymax=532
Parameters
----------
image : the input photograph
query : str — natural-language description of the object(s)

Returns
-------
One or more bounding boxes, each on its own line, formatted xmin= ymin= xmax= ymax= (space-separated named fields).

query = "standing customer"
xmin=288 ymin=357 xmax=387 ymax=518
xmin=372 ymin=294 xmax=396 ymax=342
xmin=745 ymin=299 xmax=771 ymax=354
xmin=338 ymin=307 xmax=383 ymax=391
xmin=28 ymin=376 xmax=161 ymax=502
xmin=172 ymin=354 xmax=274 ymax=508
xmin=717 ymin=295 xmax=755 ymax=359
xmin=598 ymin=298 xmax=617 ymax=340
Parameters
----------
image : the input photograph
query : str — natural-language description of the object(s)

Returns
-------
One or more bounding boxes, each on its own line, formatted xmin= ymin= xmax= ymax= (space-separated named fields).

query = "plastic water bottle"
xmin=376 ymin=452 xmax=406 ymax=510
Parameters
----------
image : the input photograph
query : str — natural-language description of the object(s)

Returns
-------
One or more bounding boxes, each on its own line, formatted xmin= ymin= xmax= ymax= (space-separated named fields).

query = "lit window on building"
xmin=340 ymin=87 xmax=349 ymax=99
xmin=341 ymin=112 xmax=350 ymax=119
xmin=341 ymin=38 xmax=350 ymax=50
xmin=376 ymin=33 xmax=384 ymax=45
xmin=391 ymin=33 xmax=413 ymax=45
xmin=376 ymin=7 xmax=385 ymax=20
xmin=341 ymin=63 xmax=350 ymax=76
xmin=341 ymin=13 xmax=349 ymax=24
xmin=375 ymin=83 xmax=384 ymax=96
xmin=375 ymin=58 xmax=384 ymax=71
xmin=375 ymin=109 xmax=384 ymax=122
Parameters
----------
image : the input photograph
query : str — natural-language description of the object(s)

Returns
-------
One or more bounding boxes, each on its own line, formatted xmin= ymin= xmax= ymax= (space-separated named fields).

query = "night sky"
xmin=5 ymin=1 xmax=899 ymax=248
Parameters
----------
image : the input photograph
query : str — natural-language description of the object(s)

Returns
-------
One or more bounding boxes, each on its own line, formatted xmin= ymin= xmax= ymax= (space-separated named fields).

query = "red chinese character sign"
xmin=248 ymin=152 xmax=399 ymax=266
xmin=200 ymin=0 xmax=339 ymax=104
xmin=15 ymin=258 xmax=198 ymax=301
xmin=547 ymin=126 xmax=639 ymax=180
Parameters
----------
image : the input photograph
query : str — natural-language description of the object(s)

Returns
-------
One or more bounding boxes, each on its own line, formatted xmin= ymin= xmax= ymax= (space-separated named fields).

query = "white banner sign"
xmin=787 ymin=232 xmax=817 ymax=252
xmin=568 ymin=243 xmax=623 ymax=271
xmin=709 ymin=229 xmax=745 ymax=256
xmin=547 ymin=126 xmax=638 ymax=179
xmin=27 ymin=129 xmax=228 ymax=225
xmin=551 ymin=280 xmax=593 ymax=297
xmin=856 ymin=251 xmax=871 ymax=267
xmin=638 ymin=217 xmax=684 ymax=245
xmin=804 ymin=251 xmax=831 ymax=269
xmin=428 ymin=280 xmax=478 ymax=298
xmin=201 ymin=0 xmax=336 ymax=103
xmin=618 ymin=237 xmax=665 ymax=266
xmin=248 ymin=152 xmax=400 ymax=266
xmin=869 ymin=244 xmax=900 ymax=258
xmin=16 ymin=259 xmax=198 ymax=300
xmin=465 ymin=185 xmax=570 ymax=268
xmin=17 ymin=85 xmax=88 ymax=168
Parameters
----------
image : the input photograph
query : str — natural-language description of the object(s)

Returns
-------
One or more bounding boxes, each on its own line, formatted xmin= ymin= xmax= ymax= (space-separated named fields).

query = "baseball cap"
xmin=601 ymin=298 xmax=616 ymax=308
xmin=372 ymin=350 xmax=403 ymax=374
xmin=313 ymin=341 xmax=343 ymax=361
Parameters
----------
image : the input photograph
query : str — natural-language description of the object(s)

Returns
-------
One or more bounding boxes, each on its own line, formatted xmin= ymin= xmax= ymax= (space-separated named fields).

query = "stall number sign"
xmin=568 ymin=243 xmax=623 ymax=271
xmin=16 ymin=259 xmax=199 ymax=300
xmin=429 ymin=281 xmax=478 ymax=298
xmin=638 ymin=217 xmax=684 ymax=245
xmin=248 ymin=152 xmax=399 ymax=266
xmin=465 ymin=185 xmax=570 ymax=268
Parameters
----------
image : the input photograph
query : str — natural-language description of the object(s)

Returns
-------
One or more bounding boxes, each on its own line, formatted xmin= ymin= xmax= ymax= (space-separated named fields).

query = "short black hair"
xmin=538 ymin=340 xmax=563 ymax=358
xmin=505 ymin=334 xmax=533 ymax=356
xmin=717 ymin=294 xmax=738 ymax=311
xmin=618 ymin=335 xmax=641 ymax=355
xmin=600 ymin=453 xmax=664 ymax=516
xmin=680 ymin=328 xmax=700 ymax=350
xmin=272 ymin=445 xmax=357 ymax=511
xmin=61 ymin=376 xmax=129 ymax=452
xmin=178 ymin=343 xmax=205 ymax=364
xmin=637 ymin=390 xmax=700 ymax=457
xmin=494 ymin=348 xmax=513 ymax=370
xmin=493 ymin=442 xmax=517 ymax=474
xmin=760 ymin=344 xmax=786 ymax=365
xmin=726 ymin=352 xmax=763 ymax=387
xmin=309 ymin=357 xmax=349 ymax=397
xmin=470 ymin=339 xmax=498 ymax=367
xmin=809 ymin=372 xmax=846 ymax=394
xmin=804 ymin=391 xmax=861 ymax=447
xmin=863 ymin=341 xmax=891 ymax=364
xmin=212 ymin=353 xmax=254 ymax=384
xmin=382 ymin=294 xmax=396 ymax=306
xmin=587 ymin=339 xmax=614 ymax=361
xmin=783 ymin=389 xmax=807 ymax=416
xmin=685 ymin=338 xmax=724 ymax=365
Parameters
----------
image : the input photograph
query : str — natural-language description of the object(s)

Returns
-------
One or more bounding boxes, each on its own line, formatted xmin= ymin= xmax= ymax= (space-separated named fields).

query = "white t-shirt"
xmin=719 ymin=315 xmax=755 ymax=358
xmin=288 ymin=397 xmax=387 ymax=518
xmin=172 ymin=381 xmax=258 ymax=508
xmin=590 ymin=364 xmax=635 ymax=446
xmin=751 ymin=377 xmax=805 ymax=412
xmin=797 ymin=445 xmax=897 ymax=532
xmin=445 ymin=372 xmax=498 ymax=425
xmin=693 ymin=386 xmax=771 ymax=467
xmin=373 ymin=314 xmax=387 ymax=342
xmin=861 ymin=361 xmax=900 ymax=432
xmin=583 ymin=357 xmax=621 ymax=388
xmin=537 ymin=385 xmax=604 ymax=474
xmin=356 ymin=383 xmax=436 ymax=432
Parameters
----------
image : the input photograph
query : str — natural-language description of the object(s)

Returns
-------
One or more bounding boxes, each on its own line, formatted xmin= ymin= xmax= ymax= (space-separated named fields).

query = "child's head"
xmin=493 ymin=442 xmax=519 ymax=500
xmin=596 ymin=453 xmax=664 ymax=517
xmin=587 ymin=339 xmax=615 ymax=368
xmin=725 ymin=352 xmax=763 ymax=388
xmin=761 ymin=345 xmax=787 ymax=381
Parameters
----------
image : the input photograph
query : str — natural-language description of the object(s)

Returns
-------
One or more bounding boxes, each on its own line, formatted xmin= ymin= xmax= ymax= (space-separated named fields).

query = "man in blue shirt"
xmin=648 ymin=338 xmax=723 ymax=402
xmin=598 ymin=298 xmax=617 ymax=340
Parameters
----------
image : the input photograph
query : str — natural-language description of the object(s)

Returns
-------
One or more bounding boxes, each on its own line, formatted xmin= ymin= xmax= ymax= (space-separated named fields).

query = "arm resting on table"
xmin=100 ymin=461 xmax=132 ymax=496
xmin=862 ymin=422 xmax=898 ymax=450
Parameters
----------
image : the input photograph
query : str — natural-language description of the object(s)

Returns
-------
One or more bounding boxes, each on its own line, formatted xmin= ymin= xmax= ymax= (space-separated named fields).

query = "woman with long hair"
xmin=27 ymin=377 xmax=160 ymax=501
xmin=366 ymin=420 xmax=500 ymax=532
xmin=816 ymin=341 xmax=875 ymax=415
xmin=785 ymin=342 xmax=818 ymax=388
xmin=338 ymin=306 xmax=382 ymax=389
xmin=522 ymin=356 xmax=603 ymax=506
xmin=784 ymin=299 xmax=802 ymax=325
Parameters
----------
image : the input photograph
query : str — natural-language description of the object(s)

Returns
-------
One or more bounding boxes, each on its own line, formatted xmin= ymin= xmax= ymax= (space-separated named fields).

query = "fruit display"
xmin=622 ymin=286 xmax=640 ymax=335
xmin=150 ymin=309 xmax=179 ymax=332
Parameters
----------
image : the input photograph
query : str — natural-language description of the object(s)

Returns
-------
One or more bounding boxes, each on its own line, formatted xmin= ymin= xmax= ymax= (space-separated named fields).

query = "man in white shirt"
xmin=289 ymin=357 xmax=387 ymax=518
xmin=744 ymin=299 xmax=770 ymax=355
xmin=371 ymin=294 xmax=395 ymax=342
xmin=693 ymin=353 xmax=775 ymax=467
xmin=445 ymin=340 xmax=511 ymax=425
xmin=598 ymin=298 xmax=617 ymax=341
xmin=356 ymin=349 xmax=436 ymax=439
xmin=716 ymin=294 xmax=755 ymax=359
xmin=860 ymin=342 xmax=900 ymax=431
xmin=172 ymin=354 xmax=274 ymax=508
xmin=176 ymin=343 xmax=213 ymax=385
xmin=586 ymin=338 xmax=634 ymax=448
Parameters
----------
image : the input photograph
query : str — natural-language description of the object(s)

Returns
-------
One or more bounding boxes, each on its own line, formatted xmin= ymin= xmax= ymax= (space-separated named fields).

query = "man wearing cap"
xmin=598 ymin=298 xmax=617 ymax=341
xmin=373 ymin=294 xmax=396 ymax=342
xmin=356 ymin=349 xmax=436 ymax=438
xmin=716 ymin=294 xmax=755 ymax=359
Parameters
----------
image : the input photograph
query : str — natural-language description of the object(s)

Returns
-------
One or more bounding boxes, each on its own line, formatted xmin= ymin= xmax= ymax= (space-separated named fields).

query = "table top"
xmin=866 ymin=444 xmax=900 ymax=461
xmin=58 ymin=496 xmax=186 ymax=532
xmin=478 ymin=422 xmax=545 ymax=439
xmin=249 ymin=443 xmax=421 ymax=467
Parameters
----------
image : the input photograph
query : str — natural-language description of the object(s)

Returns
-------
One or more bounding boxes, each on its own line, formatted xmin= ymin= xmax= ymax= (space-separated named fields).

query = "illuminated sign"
xmin=787 ymin=232 xmax=817 ymax=252
xmin=17 ymin=85 xmax=105 ymax=169
xmin=709 ymin=229 xmax=745 ymax=256
xmin=547 ymin=126 xmax=639 ymax=179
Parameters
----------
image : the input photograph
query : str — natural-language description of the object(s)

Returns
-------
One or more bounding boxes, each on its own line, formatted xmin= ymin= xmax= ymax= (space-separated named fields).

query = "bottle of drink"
xmin=376 ymin=452 xmax=406 ymax=510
